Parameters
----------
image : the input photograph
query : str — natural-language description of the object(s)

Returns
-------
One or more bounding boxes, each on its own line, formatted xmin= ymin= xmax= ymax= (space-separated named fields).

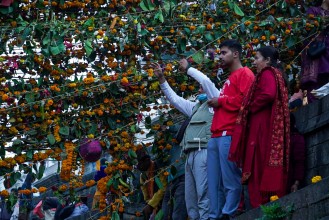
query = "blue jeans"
xmin=185 ymin=149 xmax=209 ymax=220
xmin=207 ymin=136 xmax=242 ymax=218
xmin=162 ymin=175 xmax=187 ymax=220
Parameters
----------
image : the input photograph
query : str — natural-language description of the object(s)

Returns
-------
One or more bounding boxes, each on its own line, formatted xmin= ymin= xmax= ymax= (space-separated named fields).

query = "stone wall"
xmin=294 ymin=95 xmax=329 ymax=185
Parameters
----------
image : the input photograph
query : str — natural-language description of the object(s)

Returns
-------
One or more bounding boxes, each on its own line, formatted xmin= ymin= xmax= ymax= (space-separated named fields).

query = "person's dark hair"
xmin=136 ymin=148 xmax=150 ymax=162
xmin=80 ymin=196 xmax=88 ymax=205
xmin=100 ymin=158 xmax=107 ymax=166
xmin=257 ymin=46 xmax=288 ymax=87
xmin=219 ymin=39 xmax=242 ymax=57
xmin=314 ymin=0 xmax=323 ymax=6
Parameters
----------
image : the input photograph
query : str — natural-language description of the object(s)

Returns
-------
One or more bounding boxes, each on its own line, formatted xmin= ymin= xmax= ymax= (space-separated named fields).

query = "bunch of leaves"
xmin=257 ymin=202 xmax=294 ymax=220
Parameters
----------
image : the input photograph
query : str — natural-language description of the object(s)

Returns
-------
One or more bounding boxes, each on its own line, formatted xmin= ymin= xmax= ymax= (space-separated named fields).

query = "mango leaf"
xmin=27 ymin=150 xmax=33 ymax=160
xmin=285 ymin=35 xmax=296 ymax=48
xmin=155 ymin=210 xmax=164 ymax=220
xmin=130 ymin=125 xmax=136 ymax=133
xmin=8 ymin=193 xmax=17 ymax=209
xmin=196 ymin=25 xmax=206 ymax=34
xmin=139 ymin=1 xmax=149 ymax=11
xmin=106 ymin=178 xmax=113 ymax=189
xmin=37 ymin=163 xmax=45 ymax=179
xmin=233 ymin=3 xmax=244 ymax=16
xmin=164 ymin=37 xmax=172 ymax=44
xmin=50 ymin=46 xmax=61 ymax=55
xmin=10 ymin=172 xmax=21 ymax=186
xmin=25 ymin=93 xmax=35 ymax=103
xmin=147 ymin=0 xmax=155 ymax=10
xmin=107 ymin=118 xmax=117 ymax=129
xmin=59 ymin=126 xmax=70 ymax=136
xmin=88 ymin=123 xmax=97 ymax=134
xmin=128 ymin=149 xmax=137 ymax=159
xmin=42 ymin=33 xmax=51 ymax=45
xmin=0 ymin=145 xmax=5 ymax=159
xmin=155 ymin=176 xmax=163 ymax=189
xmin=84 ymin=39 xmax=93 ymax=57
xmin=192 ymin=51 xmax=204 ymax=64
xmin=83 ymin=17 xmax=95 ymax=28
xmin=145 ymin=116 xmax=152 ymax=129
xmin=137 ymin=23 xmax=141 ymax=32
xmin=0 ymin=7 xmax=13 ymax=14
xmin=170 ymin=165 xmax=177 ymax=177
xmin=154 ymin=10 xmax=164 ymax=23
xmin=26 ymin=130 xmax=38 ymax=136
xmin=178 ymin=37 xmax=187 ymax=54
xmin=47 ymin=134 xmax=56 ymax=145
xmin=111 ymin=212 xmax=120 ymax=220
xmin=204 ymin=33 xmax=214 ymax=42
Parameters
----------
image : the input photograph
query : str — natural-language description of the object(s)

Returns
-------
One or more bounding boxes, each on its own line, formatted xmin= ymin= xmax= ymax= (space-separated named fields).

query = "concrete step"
xmin=235 ymin=176 xmax=329 ymax=220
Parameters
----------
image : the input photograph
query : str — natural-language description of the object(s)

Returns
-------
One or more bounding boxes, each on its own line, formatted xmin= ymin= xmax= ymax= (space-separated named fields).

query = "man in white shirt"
xmin=151 ymin=62 xmax=220 ymax=220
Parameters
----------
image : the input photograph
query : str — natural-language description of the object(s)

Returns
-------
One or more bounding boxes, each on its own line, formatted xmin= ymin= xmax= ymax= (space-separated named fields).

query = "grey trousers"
xmin=185 ymin=149 xmax=209 ymax=220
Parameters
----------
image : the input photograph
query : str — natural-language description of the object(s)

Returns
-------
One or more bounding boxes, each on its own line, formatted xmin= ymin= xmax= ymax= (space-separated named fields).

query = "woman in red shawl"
xmin=229 ymin=46 xmax=290 ymax=208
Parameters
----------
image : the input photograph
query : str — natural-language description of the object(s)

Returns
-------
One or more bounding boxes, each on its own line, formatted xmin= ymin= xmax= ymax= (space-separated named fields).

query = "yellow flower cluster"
xmin=59 ymin=184 xmax=68 ymax=192
xmin=54 ymin=125 xmax=61 ymax=142
xmin=98 ymin=194 xmax=107 ymax=211
xmin=19 ymin=189 xmax=32 ymax=195
xmin=311 ymin=175 xmax=322 ymax=184
xmin=97 ymin=176 xmax=113 ymax=194
xmin=38 ymin=187 xmax=47 ymax=193
xmin=0 ymin=190 xmax=9 ymax=197
xmin=60 ymin=141 xmax=76 ymax=181
xmin=0 ymin=158 xmax=16 ymax=168
xmin=8 ymin=126 xmax=19 ymax=135
xmin=86 ymin=180 xmax=96 ymax=188
xmin=83 ymin=73 xmax=95 ymax=84
xmin=46 ymin=99 xmax=53 ymax=107
xmin=1 ymin=94 xmax=9 ymax=101
xmin=270 ymin=195 xmax=279 ymax=201
xmin=68 ymin=83 xmax=77 ymax=88
xmin=50 ymin=84 xmax=61 ymax=92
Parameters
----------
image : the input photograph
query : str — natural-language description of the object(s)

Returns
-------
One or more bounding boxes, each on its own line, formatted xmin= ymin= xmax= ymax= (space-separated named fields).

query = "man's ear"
xmin=233 ymin=50 xmax=239 ymax=58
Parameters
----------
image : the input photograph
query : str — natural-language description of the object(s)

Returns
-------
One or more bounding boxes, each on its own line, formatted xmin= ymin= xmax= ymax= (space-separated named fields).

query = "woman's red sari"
xmin=229 ymin=66 xmax=290 ymax=207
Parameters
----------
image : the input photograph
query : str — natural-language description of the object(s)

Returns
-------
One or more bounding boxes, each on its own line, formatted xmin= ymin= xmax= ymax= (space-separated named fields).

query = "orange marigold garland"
xmin=38 ymin=187 xmax=47 ymax=193
xmin=86 ymin=180 xmax=96 ymax=187
xmin=60 ymin=141 xmax=76 ymax=182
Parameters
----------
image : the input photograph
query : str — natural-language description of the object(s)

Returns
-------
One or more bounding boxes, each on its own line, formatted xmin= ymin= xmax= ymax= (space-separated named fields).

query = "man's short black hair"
xmin=219 ymin=39 xmax=242 ymax=56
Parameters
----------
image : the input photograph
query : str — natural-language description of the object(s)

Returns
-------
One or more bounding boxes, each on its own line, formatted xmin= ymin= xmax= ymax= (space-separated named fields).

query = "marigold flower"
xmin=121 ymin=77 xmax=129 ymax=85
xmin=0 ymin=190 xmax=9 ymax=197
xmin=311 ymin=175 xmax=322 ymax=184
xmin=59 ymin=184 xmax=68 ymax=192
xmin=270 ymin=195 xmax=279 ymax=201
xmin=38 ymin=187 xmax=47 ymax=193
xmin=19 ymin=189 xmax=31 ymax=195
xmin=86 ymin=180 xmax=96 ymax=187
xmin=2 ymin=94 xmax=9 ymax=101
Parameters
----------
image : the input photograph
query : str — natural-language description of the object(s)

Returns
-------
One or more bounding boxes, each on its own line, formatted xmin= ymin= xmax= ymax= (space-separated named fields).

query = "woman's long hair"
xmin=257 ymin=46 xmax=289 ymax=87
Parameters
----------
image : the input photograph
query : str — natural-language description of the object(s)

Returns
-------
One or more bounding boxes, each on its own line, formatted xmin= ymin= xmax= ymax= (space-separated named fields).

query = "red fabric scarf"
xmin=229 ymin=67 xmax=290 ymax=186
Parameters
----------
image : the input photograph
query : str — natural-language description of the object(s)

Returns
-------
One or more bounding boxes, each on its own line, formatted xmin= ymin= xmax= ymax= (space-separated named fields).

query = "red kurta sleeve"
xmin=218 ymin=69 xmax=254 ymax=112
xmin=250 ymin=69 xmax=276 ymax=114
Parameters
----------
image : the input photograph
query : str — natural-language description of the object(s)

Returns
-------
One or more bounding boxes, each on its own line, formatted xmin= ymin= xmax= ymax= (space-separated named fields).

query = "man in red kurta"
xmin=207 ymin=40 xmax=255 ymax=219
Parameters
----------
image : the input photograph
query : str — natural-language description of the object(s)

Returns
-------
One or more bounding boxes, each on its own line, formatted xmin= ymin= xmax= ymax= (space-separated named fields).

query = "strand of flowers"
xmin=60 ymin=141 xmax=76 ymax=182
